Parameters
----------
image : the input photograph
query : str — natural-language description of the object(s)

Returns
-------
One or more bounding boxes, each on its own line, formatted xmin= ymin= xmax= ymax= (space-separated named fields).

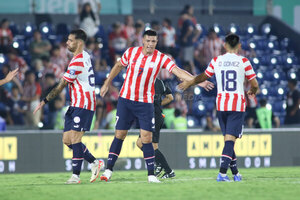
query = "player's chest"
xmin=129 ymin=56 xmax=159 ymax=71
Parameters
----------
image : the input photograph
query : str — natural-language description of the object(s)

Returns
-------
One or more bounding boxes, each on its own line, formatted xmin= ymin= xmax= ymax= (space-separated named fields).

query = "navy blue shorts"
xmin=116 ymin=97 xmax=154 ymax=132
xmin=217 ymin=111 xmax=245 ymax=138
xmin=64 ymin=106 xmax=94 ymax=132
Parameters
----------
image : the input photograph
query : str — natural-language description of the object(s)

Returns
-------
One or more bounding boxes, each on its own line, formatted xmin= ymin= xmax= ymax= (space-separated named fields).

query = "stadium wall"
xmin=0 ymin=129 xmax=300 ymax=173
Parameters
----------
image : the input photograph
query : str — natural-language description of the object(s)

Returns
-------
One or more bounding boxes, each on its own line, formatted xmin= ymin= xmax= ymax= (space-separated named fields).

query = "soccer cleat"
xmin=90 ymin=160 xmax=104 ymax=183
xmin=161 ymin=170 xmax=176 ymax=179
xmin=148 ymin=175 xmax=161 ymax=183
xmin=216 ymin=173 xmax=231 ymax=182
xmin=100 ymin=169 xmax=113 ymax=182
xmin=66 ymin=174 xmax=81 ymax=184
xmin=154 ymin=164 xmax=163 ymax=177
xmin=233 ymin=173 xmax=242 ymax=182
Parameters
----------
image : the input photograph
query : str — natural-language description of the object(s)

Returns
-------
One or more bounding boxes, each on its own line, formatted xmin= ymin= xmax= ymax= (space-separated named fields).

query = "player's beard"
xmin=67 ymin=44 xmax=77 ymax=53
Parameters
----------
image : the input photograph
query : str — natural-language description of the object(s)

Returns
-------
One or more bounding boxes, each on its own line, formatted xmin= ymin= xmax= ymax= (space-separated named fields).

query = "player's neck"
xmin=226 ymin=49 xmax=238 ymax=54
xmin=73 ymin=46 xmax=84 ymax=57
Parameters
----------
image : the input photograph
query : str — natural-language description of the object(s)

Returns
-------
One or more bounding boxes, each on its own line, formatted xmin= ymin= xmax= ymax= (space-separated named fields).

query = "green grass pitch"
xmin=0 ymin=167 xmax=300 ymax=200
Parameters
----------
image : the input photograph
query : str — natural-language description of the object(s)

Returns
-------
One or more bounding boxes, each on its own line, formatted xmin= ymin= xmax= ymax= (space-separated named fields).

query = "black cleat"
xmin=161 ymin=170 xmax=176 ymax=179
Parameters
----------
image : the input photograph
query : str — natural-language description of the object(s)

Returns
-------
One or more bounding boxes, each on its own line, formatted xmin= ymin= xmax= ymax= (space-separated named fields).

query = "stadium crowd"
xmin=0 ymin=3 xmax=299 ymax=131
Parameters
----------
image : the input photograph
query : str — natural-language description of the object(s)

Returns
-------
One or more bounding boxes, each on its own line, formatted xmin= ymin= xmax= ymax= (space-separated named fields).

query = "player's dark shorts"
xmin=116 ymin=97 xmax=154 ymax=132
xmin=64 ymin=106 xmax=94 ymax=132
xmin=217 ymin=111 xmax=245 ymax=138
xmin=152 ymin=114 xmax=164 ymax=143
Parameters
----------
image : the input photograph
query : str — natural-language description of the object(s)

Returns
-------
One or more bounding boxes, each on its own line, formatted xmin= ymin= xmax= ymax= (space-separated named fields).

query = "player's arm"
xmin=0 ymin=68 xmax=18 ymax=86
xmin=161 ymin=94 xmax=173 ymax=106
xmin=33 ymin=78 xmax=68 ymax=114
xmin=247 ymin=78 xmax=259 ymax=97
xmin=100 ymin=61 xmax=123 ymax=97
xmin=178 ymin=72 xmax=210 ymax=91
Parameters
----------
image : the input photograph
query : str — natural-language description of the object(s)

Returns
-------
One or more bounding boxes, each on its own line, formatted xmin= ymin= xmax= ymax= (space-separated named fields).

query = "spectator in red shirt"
xmin=109 ymin=22 xmax=129 ymax=63
xmin=122 ymin=15 xmax=135 ymax=46
xmin=50 ymin=45 xmax=68 ymax=73
xmin=0 ymin=19 xmax=13 ymax=53
xmin=7 ymin=48 xmax=29 ymax=82
xmin=22 ymin=70 xmax=42 ymax=127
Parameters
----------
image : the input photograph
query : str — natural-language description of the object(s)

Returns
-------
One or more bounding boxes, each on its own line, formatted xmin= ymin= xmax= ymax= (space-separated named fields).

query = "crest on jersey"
xmin=69 ymin=69 xmax=76 ymax=75
xmin=149 ymin=62 xmax=155 ymax=68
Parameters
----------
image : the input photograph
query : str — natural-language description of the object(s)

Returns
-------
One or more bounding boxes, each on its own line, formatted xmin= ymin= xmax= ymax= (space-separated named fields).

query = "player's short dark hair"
xmin=143 ymin=29 xmax=157 ymax=37
xmin=225 ymin=33 xmax=240 ymax=48
xmin=288 ymin=78 xmax=297 ymax=86
xmin=259 ymin=99 xmax=267 ymax=107
xmin=70 ymin=29 xmax=87 ymax=42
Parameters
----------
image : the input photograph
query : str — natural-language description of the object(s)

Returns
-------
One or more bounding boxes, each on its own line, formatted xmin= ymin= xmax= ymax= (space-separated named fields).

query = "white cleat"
xmin=100 ymin=169 xmax=113 ymax=182
xmin=148 ymin=175 xmax=161 ymax=183
xmin=66 ymin=174 xmax=80 ymax=184
xmin=90 ymin=160 xmax=104 ymax=183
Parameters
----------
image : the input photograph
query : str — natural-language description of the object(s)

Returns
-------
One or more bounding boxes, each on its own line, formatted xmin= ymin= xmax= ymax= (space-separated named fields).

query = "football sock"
xmin=143 ymin=143 xmax=155 ymax=176
xmin=155 ymin=149 xmax=172 ymax=173
xmin=230 ymin=150 xmax=239 ymax=175
xmin=219 ymin=141 xmax=234 ymax=174
xmin=68 ymin=143 xmax=96 ymax=163
xmin=107 ymin=137 xmax=124 ymax=171
xmin=72 ymin=143 xmax=84 ymax=176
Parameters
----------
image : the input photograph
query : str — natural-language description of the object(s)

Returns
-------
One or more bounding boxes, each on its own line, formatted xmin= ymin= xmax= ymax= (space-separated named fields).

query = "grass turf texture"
xmin=0 ymin=167 xmax=300 ymax=200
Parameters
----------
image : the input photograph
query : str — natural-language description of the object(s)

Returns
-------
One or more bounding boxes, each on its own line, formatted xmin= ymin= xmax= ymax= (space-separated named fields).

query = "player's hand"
xmin=33 ymin=101 xmax=45 ymax=114
xmin=100 ymin=84 xmax=109 ymax=97
xmin=198 ymin=80 xmax=214 ymax=91
xmin=178 ymin=80 xmax=192 ymax=91
xmin=247 ymin=90 xmax=256 ymax=98
xmin=5 ymin=68 xmax=19 ymax=83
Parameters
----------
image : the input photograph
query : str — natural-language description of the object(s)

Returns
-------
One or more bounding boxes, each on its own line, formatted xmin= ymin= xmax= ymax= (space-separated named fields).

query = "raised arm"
xmin=100 ymin=61 xmax=124 ymax=97
xmin=0 ymin=68 xmax=18 ymax=86
xmin=247 ymin=78 xmax=259 ymax=97
xmin=171 ymin=66 xmax=194 ymax=81
xmin=33 ymin=78 xmax=68 ymax=114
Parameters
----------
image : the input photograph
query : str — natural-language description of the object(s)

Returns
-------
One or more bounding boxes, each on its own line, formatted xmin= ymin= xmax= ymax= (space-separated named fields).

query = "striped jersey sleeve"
xmin=242 ymin=57 xmax=256 ymax=80
xmin=63 ymin=58 xmax=83 ymax=83
xmin=120 ymin=47 xmax=133 ymax=67
xmin=161 ymin=54 xmax=176 ymax=72
xmin=205 ymin=57 xmax=217 ymax=77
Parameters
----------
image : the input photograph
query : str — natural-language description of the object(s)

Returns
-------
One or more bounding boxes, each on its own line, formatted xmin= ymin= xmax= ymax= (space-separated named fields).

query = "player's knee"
xmin=141 ymin=134 xmax=152 ymax=143
xmin=62 ymin=137 xmax=70 ymax=146
xmin=115 ymin=130 xmax=127 ymax=140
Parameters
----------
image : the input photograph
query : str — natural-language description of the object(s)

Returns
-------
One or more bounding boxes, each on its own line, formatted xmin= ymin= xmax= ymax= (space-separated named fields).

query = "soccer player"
xmin=0 ymin=68 xmax=18 ymax=86
xmin=100 ymin=29 xmax=214 ymax=183
xmin=136 ymin=78 xmax=175 ymax=179
xmin=33 ymin=29 xmax=103 ymax=184
xmin=178 ymin=33 xmax=259 ymax=182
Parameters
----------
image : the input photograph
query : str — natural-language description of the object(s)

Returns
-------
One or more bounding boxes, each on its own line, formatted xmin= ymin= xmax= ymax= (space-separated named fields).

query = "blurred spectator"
xmin=151 ymin=20 xmax=163 ymax=50
xmin=172 ymin=108 xmax=187 ymax=130
xmin=0 ymin=64 xmax=22 ymax=94
xmin=6 ymin=85 xmax=27 ymax=125
xmin=0 ymin=18 xmax=13 ymax=53
xmin=132 ymin=20 xmax=144 ymax=47
xmin=161 ymin=18 xmax=176 ymax=58
xmin=104 ymin=100 xmax=117 ymax=130
xmin=254 ymin=99 xmax=280 ymax=129
xmin=22 ymin=70 xmax=42 ymax=127
xmin=197 ymin=28 xmax=224 ymax=66
xmin=78 ymin=0 xmax=101 ymax=25
xmin=7 ymin=48 xmax=28 ymax=82
xmin=29 ymin=30 xmax=52 ymax=65
xmin=162 ymin=105 xmax=175 ymax=129
xmin=174 ymin=92 xmax=188 ymax=117
xmin=123 ymin=15 xmax=135 ymax=46
xmin=178 ymin=5 xmax=197 ymax=29
xmin=42 ymin=73 xmax=65 ymax=129
xmin=78 ymin=2 xmax=99 ymax=38
xmin=179 ymin=12 xmax=200 ymax=74
xmin=204 ymin=107 xmax=220 ymax=131
xmin=109 ymin=22 xmax=129 ymax=63
xmin=285 ymin=79 xmax=300 ymax=124
xmin=244 ymin=79 xmax=258 ymax=128
xmin=41 ymin=55 xmax=62 ymax=84
xmin=50 ymin=45 xmax=68 ymax=73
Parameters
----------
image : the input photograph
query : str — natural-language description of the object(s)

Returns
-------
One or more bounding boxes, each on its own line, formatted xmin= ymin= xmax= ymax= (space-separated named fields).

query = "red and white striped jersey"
xmin=63 ymin=51 xmax=96 ymax=111
xmin=205 ymin=53 xmax=256 ymax=112
xmin=119 ymin=47 xmax=176 ymax=103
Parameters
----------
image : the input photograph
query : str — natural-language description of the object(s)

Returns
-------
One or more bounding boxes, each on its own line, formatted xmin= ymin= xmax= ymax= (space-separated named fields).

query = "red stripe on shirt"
xmin=232 ymin=93 xmax=238 ymax=111
xmin=213 ymin=57 xmax=217 ymax=62
xmin=150 ymin=54 xmax=163 ymax=102
xmin=209 ymin=63 xmax=215 ymax=70
xmin=71 ymin=84 xmax=77 ymax=107
xmin=143 ymin=50 xmax=158 ymax=102
xmin=242 ymin=58 xmax=248 ymax=63
xmin=69 ymin=62 xmax=84 ymax=68
xmin=245 ymin=65 xmax=252 ymax=71
xmin=241 ymin=95 xmax=245 ymax=111
xmin=205 ymin=70 xmax=214 ymax=77
xmin=85 ymin=91 xmax=91 ymax=110
xmin=120 ymin=48 xmax=134 ymax=96
xmin=162 ymin=57 xmax=171 ymax=69
xmin=224 ymin=93 xmax=230 ymax=111
xmin=76 ymin=79 xmax=85 ymax=108
xmin=246 ymin=74 xmax=256 ymax=80
xmin=126 ymin=47 xmax=143 ymax=100
xmin=63 ymin=76 xmax=75 ymax=83
xmin=72 ymin=53 xmax=83 ymax=61
xmin=93 ymin=91 xmax=96 ymax=111
xmin=169 ymin=64 xmax=176 ymax=72
xmin=134 ymin=55 xmax=148 ymax=101
xmin=217 ymin=94 xmax=222 ymax=111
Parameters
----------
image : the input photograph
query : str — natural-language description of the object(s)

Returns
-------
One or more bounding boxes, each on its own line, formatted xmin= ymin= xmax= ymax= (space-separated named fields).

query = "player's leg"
xmin=101 ymin=98 xmax=134 ymax=181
